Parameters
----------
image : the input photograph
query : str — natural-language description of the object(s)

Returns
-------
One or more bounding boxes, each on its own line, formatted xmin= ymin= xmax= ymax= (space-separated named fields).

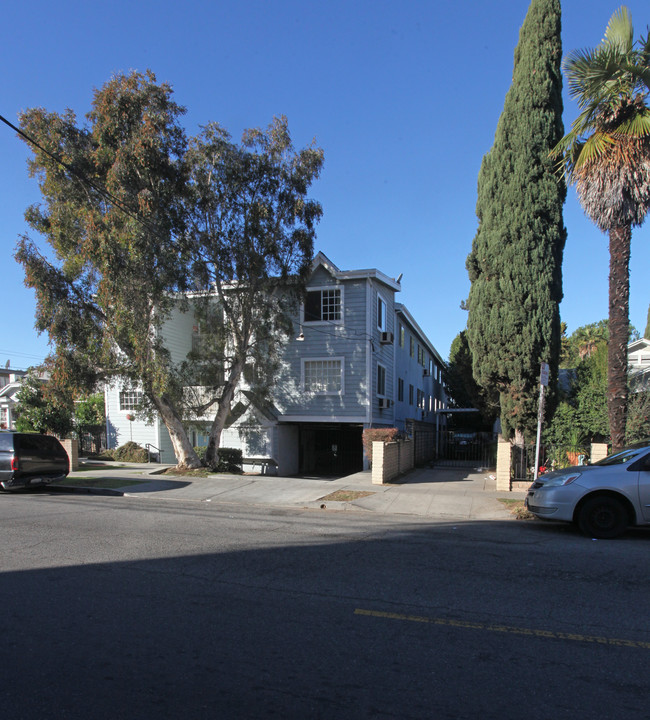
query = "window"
xmin=409 ymin=336 xmax=415 ymax=358
xmin=399 ymin=324 xmax=405 ymax=348
xmin=377 ymin=294 xmax=387 ymax=332
xmin=304 ymin=288 xmax=342 ymax=322
xmin=417 ymin=345 xmax=425 ymax=366
xmin=119 ymin=389 xmax=143 ymax=411
xmin=398 ymin=378 xmax=404 ymax=402
xmin=377 ymin=363 xmax=386 ymax=396
xmin=303 ymin=359 xmax=343 ymax=394
xmin=417 ymin=389 xmax=425 ymax=409
xmin=409 ymin=384 xmax=414 ymax=406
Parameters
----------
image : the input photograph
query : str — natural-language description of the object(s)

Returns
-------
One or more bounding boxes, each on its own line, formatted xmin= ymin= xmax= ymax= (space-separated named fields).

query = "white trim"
xmin=377 ymin=292 xmax=388 ymax=332
xmin=311 ymin=251 xmax=341 ymax=275
xmin=335 ymin=268 xmax=401 ymax=291
xmin=301 ymin=357 xmax=345 ymax=395
xmin=280 ymin=415 xmax=368 ymax=423
xmin=302 ymin=285 xmax=344 ymax=326
xmin=628 ymin=338 xmax=650 ymax=352
xmin=118 ymin=388 xmax=143 ymax=412
xmin=310 ymin=253 xmax=401 ymax=292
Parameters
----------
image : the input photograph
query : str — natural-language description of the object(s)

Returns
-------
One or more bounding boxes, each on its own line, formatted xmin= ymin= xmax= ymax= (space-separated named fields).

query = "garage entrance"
xmin=298 ymin=423 xmax=364 ymax=476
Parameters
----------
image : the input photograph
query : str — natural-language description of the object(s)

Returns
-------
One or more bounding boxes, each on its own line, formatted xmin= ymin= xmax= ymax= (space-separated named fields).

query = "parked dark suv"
xmin=0 ymin=432 xmax=69 ymax=490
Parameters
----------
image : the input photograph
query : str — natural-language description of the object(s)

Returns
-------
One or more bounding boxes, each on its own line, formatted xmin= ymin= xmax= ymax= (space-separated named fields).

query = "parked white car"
xmin=525 ymin=442 xmax=650 ymax=538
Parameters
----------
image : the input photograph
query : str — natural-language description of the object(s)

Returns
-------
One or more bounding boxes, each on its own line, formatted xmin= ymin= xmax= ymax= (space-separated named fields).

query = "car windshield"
xmin=592 ymin=446 xmax=650 ymax=466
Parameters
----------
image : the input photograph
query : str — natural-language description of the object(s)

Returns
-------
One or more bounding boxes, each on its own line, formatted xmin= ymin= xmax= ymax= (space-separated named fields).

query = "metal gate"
xmin=437 ymin=431 xmax=498 ymax=468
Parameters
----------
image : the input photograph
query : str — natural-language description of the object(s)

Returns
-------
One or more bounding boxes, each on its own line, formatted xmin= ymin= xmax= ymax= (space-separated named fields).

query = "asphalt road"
xmin=2 ymin=490 xmax=649 ymax=719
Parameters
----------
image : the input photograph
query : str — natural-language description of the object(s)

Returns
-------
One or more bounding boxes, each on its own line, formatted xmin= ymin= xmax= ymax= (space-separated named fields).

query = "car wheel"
xmin=577 ymin=495 xmax=628 ymax=539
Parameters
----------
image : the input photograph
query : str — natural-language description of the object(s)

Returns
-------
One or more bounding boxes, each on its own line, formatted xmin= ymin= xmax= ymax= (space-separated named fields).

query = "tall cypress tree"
xmin=466 ymin=0 xmax=566 ymax=443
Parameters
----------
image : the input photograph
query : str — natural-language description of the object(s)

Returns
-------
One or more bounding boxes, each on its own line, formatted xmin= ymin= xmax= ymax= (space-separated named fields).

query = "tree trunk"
xmin=204 ymin=359 xmax=245 ymax=468
xmin=607 ymin=225 xmax=631 ymax=453
xmin=154 ymin=394 xmax=203 ymax=469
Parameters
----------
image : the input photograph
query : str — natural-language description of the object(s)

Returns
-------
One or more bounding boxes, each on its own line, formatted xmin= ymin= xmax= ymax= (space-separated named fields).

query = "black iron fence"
xmin=77 ymin=431 xmax=107 ymax=456
xmin=437 ymin=431 xmax=498 ymax=468
xmin=511 ymin=443 xmax=591 ymax=482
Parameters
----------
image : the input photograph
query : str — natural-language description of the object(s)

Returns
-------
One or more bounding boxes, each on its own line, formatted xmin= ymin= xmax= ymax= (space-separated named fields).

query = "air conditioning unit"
xmin=379 ymin=332 xmax=394 ymax=345
xmin=423 ymin=369 xmax=431 ymax=377
xmin=378 ymin=398 xmax=392 ymax=409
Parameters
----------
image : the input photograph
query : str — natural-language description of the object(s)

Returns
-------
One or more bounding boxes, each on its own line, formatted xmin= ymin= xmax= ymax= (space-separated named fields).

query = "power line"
xmin=0 ymin=349 xmax=47 ymax=361
xmin=0 ymin=112 xmax=159 ymax=235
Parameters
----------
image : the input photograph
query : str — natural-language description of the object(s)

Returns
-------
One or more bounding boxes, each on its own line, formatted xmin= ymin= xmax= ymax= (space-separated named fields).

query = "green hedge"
xmin=194 ymin=446 xmax=243 ymax=473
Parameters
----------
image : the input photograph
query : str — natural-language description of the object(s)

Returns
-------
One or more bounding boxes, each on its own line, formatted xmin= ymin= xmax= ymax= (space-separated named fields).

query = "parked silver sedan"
xmin=525 ymin=442 xmax=650 ymax=538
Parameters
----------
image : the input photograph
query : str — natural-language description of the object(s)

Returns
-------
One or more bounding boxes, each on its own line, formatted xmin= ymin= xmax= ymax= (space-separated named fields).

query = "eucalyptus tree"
xmin=183 ymin=117 xmax=323 ymax=468
xmin=15 ymin=70 xmax=203 ymax=468
xmin=16 ymin=71 xmax=324 ymax=470
xmin=552 ymin=7 xmax=650 ymax=451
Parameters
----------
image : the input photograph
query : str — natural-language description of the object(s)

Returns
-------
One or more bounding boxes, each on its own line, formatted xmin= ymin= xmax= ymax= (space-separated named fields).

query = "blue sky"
xmin=2 ymin=0 xmax=649 ymax=370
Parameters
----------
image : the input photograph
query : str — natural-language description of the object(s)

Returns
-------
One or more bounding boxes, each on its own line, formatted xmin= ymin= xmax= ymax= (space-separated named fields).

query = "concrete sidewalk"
xmin=63 ymin=462 xmax=528 ymax=521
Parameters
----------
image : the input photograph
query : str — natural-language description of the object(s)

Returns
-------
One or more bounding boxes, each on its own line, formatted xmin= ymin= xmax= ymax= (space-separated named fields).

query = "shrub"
xmin=362 ymin=428 xmax=400 ymax=463
xmin=195 ymin=446 xmax=243 ymax=473
xmin=113 ymin=441 xmax=149 ymax=463
xmin=193 ymin=446 xmax=207 ymax=462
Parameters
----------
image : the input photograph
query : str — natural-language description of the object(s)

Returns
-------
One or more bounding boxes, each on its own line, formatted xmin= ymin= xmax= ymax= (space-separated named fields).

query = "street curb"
xmin=50 ymin=484 xmax=125 ymax=497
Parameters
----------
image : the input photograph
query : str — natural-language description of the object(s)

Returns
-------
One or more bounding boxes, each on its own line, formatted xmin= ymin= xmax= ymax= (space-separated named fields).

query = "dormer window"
xmin=304 ymin=288 xmax=342 ymax=323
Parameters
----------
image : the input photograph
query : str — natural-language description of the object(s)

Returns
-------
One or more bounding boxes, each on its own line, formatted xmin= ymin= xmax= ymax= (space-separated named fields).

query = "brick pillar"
xmin=60 ymin=438 xmax=79 ymax=472
xmin=372 ymin=441 xmax=385 ymax=484
xmin=496 ymin=437 xmax=511 ymax=492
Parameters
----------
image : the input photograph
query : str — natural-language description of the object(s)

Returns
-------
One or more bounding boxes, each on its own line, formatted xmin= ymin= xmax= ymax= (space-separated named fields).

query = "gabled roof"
xmin=0 ymin=381 xmax=22 ymax=402
xmin=628 ymin=337 xmax=650 ymax=353
xmin=311 ymin=251 xmax=402 ymax=292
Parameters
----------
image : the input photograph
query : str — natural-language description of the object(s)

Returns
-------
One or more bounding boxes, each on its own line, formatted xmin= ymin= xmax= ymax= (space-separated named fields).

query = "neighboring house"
xmin=104 ymin=252 xmax=447 ymax=474
xmin=0 ymin=367 xmax=27 ymax=430
xmin=629 ymin=337 xmax=650 ymax=391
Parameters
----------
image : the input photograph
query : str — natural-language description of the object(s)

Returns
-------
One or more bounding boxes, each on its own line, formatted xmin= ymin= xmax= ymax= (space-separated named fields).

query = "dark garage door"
xmin=299 ymin=424 xmax=363 ymax=476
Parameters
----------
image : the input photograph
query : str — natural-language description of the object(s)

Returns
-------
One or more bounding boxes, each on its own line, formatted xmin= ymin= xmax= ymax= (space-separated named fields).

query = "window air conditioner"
xmin=380 ymin=332 xmax=394 ymax=345
xmin=378 ymin=398 xmax=392 ymax=409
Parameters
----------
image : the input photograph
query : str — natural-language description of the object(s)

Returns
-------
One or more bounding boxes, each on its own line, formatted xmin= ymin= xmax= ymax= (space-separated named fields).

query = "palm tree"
xmin=574 ymin=322 xmax=609 ymax=360
xmin=553 ymin=6 xmax=650 ymax=452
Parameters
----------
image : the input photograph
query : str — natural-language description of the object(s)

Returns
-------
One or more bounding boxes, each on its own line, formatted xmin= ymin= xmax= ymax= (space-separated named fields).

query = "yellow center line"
xmin=354 ymin=609 xmax=650 ymax=650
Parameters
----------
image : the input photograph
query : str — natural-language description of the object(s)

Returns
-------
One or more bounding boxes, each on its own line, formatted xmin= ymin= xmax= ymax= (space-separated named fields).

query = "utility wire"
xmin=0 ymin=112 xmax=159 ymax=236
